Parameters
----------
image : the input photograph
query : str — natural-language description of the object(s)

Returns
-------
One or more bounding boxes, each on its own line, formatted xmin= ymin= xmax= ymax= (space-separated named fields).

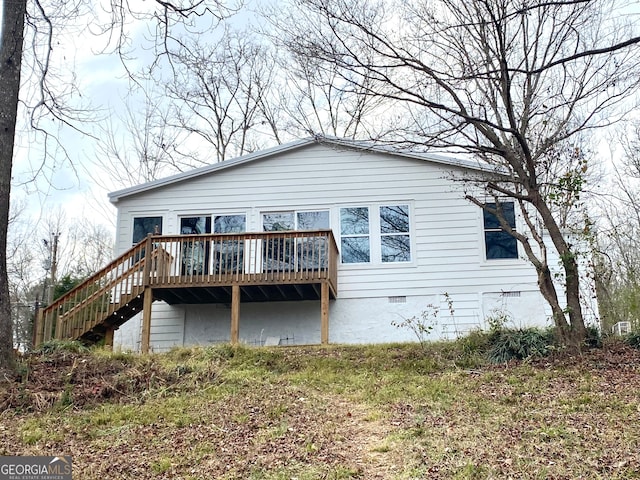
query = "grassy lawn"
xmin=1 ymin=339 xmax=640 ymax=479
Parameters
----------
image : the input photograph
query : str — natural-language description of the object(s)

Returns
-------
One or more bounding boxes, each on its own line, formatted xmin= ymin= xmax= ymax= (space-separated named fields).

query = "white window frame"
xmin=339 ymin=203 xmax=413 ymax=266
xmin=480 ymin=200 xmax=521 ymax=263
xmin=131 ymin=214 xmax=165 ymax=245
xmin=260 ymin=209 xmax=331 ymax=231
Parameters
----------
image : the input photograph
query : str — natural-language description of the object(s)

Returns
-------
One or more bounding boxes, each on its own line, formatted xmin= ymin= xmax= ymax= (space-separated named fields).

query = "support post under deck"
xmin=231 ymin=284 xmax=240 ymax=345
xmin=321 ymin=281 xmax=329 ymax=345
xmin=104 ymin=327 xmax=114 ymax=351
xmin=141 ymin=287 xmax=153 ymax=354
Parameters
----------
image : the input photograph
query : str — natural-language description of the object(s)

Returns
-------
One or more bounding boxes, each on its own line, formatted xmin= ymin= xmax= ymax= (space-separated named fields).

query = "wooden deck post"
xmin=321 ymin=281 xmax=329 ymax=345
xmin=231 ymin=284 xmax=240 ymax=345
xmin=104 ymin=327 xmax=114 ymax=351
xmin=141 ymin=287 xmax=153 ymax=354
xmin=33 ymin=307 xmax=42 ymax=348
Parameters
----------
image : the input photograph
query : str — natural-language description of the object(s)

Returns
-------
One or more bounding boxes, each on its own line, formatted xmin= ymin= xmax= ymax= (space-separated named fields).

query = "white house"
xmin=77 ymin=135 xmax=598 ymax=353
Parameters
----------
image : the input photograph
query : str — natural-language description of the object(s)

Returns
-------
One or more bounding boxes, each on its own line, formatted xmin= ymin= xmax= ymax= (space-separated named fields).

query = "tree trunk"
xmin=532 ymin=192 xmax=587 ymax=349
xmin=0 ymin=0 xmax=27 ymax=371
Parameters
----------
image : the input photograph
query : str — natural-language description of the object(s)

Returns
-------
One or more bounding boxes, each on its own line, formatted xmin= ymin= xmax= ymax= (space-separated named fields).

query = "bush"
xmin=460 ymin=329 xmax=492 ymax=352
xmin=487 ymin=327 xmax=554 ymax=364
xmin=584 ymin=325 xmax=603 ymax=349
xmin=37 ymin=340 xmax=89 ymax=355
xmin=623 ymin=330 xmax=640 ymax=349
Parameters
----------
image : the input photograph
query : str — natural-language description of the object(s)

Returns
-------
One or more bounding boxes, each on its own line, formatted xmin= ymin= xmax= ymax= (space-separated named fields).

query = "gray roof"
xmin=108 ymin=135 xmax=492 ymax=204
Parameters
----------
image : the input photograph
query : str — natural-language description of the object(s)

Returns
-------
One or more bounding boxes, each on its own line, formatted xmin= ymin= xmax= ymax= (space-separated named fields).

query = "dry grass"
xmin=1 ymin=340 xmax=640 ymax=479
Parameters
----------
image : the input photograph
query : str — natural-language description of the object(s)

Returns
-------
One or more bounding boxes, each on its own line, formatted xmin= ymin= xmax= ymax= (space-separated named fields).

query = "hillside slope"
xmin=1 ymin=342 xmax=640 ymax=479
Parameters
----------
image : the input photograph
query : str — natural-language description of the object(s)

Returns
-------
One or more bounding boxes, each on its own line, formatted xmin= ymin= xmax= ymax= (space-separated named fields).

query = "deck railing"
xmin=148 ymin=230 xmax=338 ymax=289
xmin=34 ymin=230 xmax=338 ymax=345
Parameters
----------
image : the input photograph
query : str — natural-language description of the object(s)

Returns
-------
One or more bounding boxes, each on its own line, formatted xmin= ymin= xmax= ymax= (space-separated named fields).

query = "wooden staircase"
xmin=34 ymin=239 xmax=162 ymax=347
xmin=33 ymin=230 xmax=340 ymax=351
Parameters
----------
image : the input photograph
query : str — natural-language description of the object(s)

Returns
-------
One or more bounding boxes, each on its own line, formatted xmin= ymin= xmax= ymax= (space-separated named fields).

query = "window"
xmin=180 ymin=216 xmax=211 ymax=275
xmin=340 ymin=207 xmax=370 ymax=263
xmin=263 ymin=212 xmax=295 ymax=232
xmin=297 ymin=211 xmax=330 ymax=230
xmin=132 ymin=216 xmax=162 ymax=244
xmin=380 ymin=205 xmax=411 ymax=262
xmin=179 ymin=214 xmax=247 ymax=275
xmin=340 ymin=204 xmax=411 ymax=264
xmin=297 ymin=211 xmax=330 ymax=269
xmin=214 ymin=214 xmax=246 ymax=233
xmin=262 ymin=210 xmax=330 ymax=271
xmin=483 ymin=202 xmax=518 ymax=260
xmin=213 ymin=214 xmax=246 ymax=274
xmin=180 ymin=216 xmax=211 ymax=235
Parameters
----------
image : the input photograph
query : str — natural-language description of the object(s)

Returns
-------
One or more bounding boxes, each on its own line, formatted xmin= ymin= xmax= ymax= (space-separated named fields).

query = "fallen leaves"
xmin=1 ymin=341 xmax=640 ymax=478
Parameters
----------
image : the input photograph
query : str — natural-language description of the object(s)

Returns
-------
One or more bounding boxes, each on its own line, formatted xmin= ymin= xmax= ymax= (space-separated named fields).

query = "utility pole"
xmin=48 ymin=232 xmax=60 ymax=304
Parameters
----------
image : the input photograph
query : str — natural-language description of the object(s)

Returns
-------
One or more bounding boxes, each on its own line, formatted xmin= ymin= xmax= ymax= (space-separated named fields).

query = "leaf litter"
xmin=1 ymin=341 xmax=639 ymax=479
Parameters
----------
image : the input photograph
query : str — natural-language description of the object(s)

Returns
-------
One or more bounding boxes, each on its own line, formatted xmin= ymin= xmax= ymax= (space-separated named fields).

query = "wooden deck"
xmin=34 ymin=230 xmax=338 ymax=351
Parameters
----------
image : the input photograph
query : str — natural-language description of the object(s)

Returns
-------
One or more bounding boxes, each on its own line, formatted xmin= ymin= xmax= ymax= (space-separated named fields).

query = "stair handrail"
xmin=34 ymin=236 xmax=152 ymax=345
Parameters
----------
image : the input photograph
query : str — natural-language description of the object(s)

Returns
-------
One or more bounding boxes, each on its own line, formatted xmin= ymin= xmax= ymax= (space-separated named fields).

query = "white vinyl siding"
xmin=113 ymin=143 xmax=537 ymax=302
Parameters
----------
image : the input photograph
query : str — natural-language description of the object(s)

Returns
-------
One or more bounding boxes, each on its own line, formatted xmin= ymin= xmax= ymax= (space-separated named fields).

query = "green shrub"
xmin=487 ymin=327 xmax=554 ymax=364
xmin=37 ymin=340 xmax=89 ymax=354
xmin=584 ymin=325 xmax=603 ymax=349
xmin=459 ymin=329 xmax=492 ymax=355
xmin=623 ymin=330 xmax=640 ymax=349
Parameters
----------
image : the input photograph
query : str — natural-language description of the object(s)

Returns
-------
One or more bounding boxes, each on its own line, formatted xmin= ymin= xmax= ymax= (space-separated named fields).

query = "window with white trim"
xmin=261 ymin=210 xmax=330 ymax=271
xmin=132 ymin=216 xmax=162 ymax=244
xmin=340 ymin=207 xmax=371 ymax=263
xmin=483 ymin=202 xmax=518 ymax=260
xmin=340 ymin=204 xmax=411 ymax=264
xmin=380 ymin=205 xmax=411 ymax=262
xmin=178 ymin=214 xmax=246 ymax=274
xmin=213 ymin=214 xmax=246 ymax=273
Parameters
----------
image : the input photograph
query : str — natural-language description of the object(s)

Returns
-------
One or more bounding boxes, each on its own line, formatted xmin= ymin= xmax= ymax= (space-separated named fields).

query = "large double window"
xmin=262 ymin=210 xmax=330 ymax=271
xmin=483 ymin=202 xmax=518 ymax=260
xmin=180 ymin=214 xmax=246 ymax=274
xmin=340 ymin=204 xmax=411 ymax=264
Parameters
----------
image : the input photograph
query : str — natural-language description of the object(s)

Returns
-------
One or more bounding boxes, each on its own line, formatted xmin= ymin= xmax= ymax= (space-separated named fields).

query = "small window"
xmin=380 ymin=205 xmax=411 ymax=262
xmin=483 ymin=202 xmax=518 ymax=260
xmin=132 ymin=216 xmax=163 ymax=244
xmin=263 ymin=212 xmax=295 ymax=232
xmin=340 ymin=207 xmax=370 ymax=263
xmin=214 ymin=214 xmax=246 ymax=273
xmin=180 ymin=216 xmax=211 ymax=235
xmin=297 ymin=211 xmax=330 ymax=230
xmin=214 ymin=214 xmax=246 ymax=233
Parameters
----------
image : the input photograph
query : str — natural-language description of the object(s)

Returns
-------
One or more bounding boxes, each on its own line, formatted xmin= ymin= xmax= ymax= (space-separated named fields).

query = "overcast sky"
xmin=6 ymin=0 xmax=635 ymax=238
xmin=7 ymin=0 xmax=270 ymax=232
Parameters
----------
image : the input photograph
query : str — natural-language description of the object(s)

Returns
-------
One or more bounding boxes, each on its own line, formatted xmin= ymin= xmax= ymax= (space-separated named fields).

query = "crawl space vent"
xmin=500 ymin=291 xmax=521 ymax=298
xmin=388 ymin=296 xmax=407 ymax=304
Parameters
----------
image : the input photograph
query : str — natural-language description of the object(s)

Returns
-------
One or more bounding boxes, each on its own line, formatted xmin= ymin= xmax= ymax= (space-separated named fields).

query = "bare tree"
xmin=6 ymin=205 xmax=114 ymax=351
xmin=273 ymin=0 xmax=640 ymax=347
xmin=89 ymin=89 xmax=187 ymax=191
xmin=6 ymin=200 xmax=38 ymax=352
xmin=595 ymin=123 xmax=640 ymax=331
xmin=0 ymin=0 xmax=240 ymax=370
xmin=272 ymin=46 xmax=386 ymax=139
xmin=160 ymin=28 xmax=280 ymax=162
